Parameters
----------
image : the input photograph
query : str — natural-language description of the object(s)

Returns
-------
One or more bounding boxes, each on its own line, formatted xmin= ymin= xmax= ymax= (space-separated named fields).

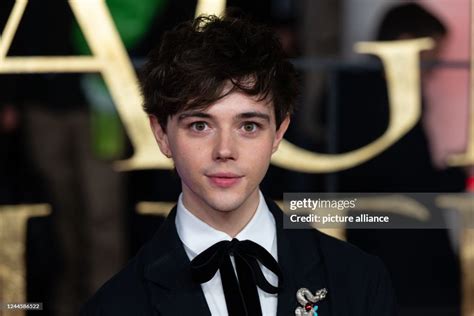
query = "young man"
xmin=81 ymin=15 xmax=397 ymax=316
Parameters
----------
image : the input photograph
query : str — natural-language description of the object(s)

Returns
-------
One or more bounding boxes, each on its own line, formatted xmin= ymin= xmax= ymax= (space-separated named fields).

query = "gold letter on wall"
xmin=272 ymin=38 xmax=434 ymax=172
xmin=0 ymin=0 xmax=172 ymax=171
xmin=0 ymin=205 xmax=50 ymax=315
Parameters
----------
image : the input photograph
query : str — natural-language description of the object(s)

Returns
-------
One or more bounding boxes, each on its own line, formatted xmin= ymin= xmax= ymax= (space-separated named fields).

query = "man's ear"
xmin=149 ymin=115 xmax=172 ymax=158
xmin=272 ymin=115 xmax=290 ymax=154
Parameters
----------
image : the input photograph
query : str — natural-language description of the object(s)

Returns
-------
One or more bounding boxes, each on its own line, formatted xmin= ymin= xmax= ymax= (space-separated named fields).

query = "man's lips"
xmin=206 ymin=173 xmax=243 ymax=188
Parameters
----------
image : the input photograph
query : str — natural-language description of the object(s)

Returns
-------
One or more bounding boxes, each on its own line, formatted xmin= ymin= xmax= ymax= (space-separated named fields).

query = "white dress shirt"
xmin=175 ymin=191 xmax=279 ymax=316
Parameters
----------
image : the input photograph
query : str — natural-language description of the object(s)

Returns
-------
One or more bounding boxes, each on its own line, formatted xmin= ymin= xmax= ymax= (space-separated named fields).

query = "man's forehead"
xmin=176 ymin=92 xmax=274 ymax=119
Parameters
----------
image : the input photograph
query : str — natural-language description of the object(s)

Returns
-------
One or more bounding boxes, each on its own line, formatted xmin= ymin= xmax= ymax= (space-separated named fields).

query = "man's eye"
xmin=242 ymin=122 xmax=259 ymax=133
xmin=190 ymin=121 xmax=208 ymax=131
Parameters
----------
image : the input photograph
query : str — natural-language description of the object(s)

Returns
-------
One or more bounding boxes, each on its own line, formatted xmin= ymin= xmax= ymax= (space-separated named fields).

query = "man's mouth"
xmin=206 ymin=173 xmax=244 ymax=188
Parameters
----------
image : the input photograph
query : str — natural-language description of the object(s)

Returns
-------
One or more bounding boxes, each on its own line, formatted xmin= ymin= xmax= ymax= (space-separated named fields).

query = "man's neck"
xmin=181 ymin=190 xmax=260 ymax=238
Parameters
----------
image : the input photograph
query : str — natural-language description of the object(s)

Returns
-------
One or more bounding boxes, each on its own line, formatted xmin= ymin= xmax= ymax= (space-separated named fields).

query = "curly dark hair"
xmin=141 ymin=14 xmax=298 ymax=131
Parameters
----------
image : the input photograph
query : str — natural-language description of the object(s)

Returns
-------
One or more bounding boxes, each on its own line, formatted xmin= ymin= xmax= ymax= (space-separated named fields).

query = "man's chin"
xmin=204 ymin=190 xmax=258 ymax=213
xmin=206 ymin=198 xmax=246 ymax=213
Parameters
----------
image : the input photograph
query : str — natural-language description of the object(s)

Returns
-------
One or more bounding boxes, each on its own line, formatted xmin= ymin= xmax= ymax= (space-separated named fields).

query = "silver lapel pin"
xmin=295 ymin=288 xmax=328 ymax=316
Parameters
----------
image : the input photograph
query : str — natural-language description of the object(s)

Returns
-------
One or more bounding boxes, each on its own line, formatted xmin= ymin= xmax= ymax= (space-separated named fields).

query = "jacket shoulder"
xmin=315 ymin=230 xmax=397 ymax=315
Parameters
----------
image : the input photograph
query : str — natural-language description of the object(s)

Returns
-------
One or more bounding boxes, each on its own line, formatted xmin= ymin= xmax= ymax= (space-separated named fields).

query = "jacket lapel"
xmin=265 ymin=198 xmax=333 ymax=316
xmin=143 ymin=206 xmax=211 ymax=316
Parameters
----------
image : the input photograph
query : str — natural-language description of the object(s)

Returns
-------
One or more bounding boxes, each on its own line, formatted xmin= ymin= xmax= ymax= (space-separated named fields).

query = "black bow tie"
xmin=190 ymin=238 xmax=283 ymax=316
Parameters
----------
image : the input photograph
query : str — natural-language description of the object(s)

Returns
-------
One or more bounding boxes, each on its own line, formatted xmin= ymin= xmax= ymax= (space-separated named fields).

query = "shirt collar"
xmin=175 ymin=191 xmax=276 ymax=260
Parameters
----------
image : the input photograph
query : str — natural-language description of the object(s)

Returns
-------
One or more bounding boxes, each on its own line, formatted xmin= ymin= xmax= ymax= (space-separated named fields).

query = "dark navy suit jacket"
xmin=81 ymin=197 xmax=397 ymax=315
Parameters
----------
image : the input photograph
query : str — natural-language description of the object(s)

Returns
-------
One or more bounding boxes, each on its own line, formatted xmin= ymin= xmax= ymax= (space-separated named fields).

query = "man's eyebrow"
xmin=177 ymin=111 xmax=212 ymax=121
xmin=237 ymin=112 xmax=271 ymax=122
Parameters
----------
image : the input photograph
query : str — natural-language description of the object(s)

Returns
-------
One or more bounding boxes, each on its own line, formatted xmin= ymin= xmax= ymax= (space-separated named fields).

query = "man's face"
xmin=150 ymin=90 xmax=289 ymax=215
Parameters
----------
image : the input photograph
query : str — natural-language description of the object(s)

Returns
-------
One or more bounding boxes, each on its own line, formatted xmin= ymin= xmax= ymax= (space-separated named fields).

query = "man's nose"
xmin=212 ymin=130 xmax=238 ymax=161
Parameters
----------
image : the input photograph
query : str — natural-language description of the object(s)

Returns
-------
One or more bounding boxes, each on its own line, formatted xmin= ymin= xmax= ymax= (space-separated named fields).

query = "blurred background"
xmin=0 ymin=0 xmax=472 ymax=315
